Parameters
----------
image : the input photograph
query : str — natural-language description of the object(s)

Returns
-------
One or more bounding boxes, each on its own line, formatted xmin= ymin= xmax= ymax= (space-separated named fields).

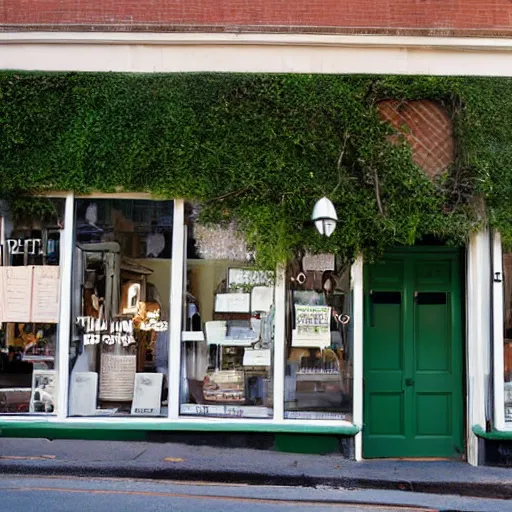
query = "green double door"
xmin=363 ymin=250 xmax=464 ymax=458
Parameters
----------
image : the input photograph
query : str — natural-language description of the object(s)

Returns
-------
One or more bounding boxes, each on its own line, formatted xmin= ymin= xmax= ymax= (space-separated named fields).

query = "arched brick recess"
xmin=376 ymin=99 xmax=455 ymax=178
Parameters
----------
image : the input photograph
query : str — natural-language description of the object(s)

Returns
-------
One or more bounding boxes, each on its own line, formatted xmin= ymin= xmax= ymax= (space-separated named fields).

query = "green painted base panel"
xmin=0 ymin=419 xmax=359 ymax=442
xmin=274 ymin=434 xmax=340 ymax=454
xmin=473 ymin=425 xmax=512 ymax=440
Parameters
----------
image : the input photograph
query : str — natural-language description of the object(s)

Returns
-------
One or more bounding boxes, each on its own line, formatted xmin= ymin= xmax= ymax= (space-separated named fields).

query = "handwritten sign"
xmin=32 ymin=266 xmax=60 ymax=323
xmin=2 ymin=266 xmax=33 ymax=322
xmin=292 ymin=305 xmax=331 ymax=348
xmin=0 ymin=266 xmax=60 ymax=323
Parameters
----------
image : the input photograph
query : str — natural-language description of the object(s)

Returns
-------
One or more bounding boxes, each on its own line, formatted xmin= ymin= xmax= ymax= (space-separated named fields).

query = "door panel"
xmin=363 ymin=251 xmax=464 ymax=459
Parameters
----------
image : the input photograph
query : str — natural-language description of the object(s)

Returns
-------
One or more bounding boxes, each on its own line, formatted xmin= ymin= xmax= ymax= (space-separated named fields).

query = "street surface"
xmin=0 ymin=475 xmax=510 ymax=512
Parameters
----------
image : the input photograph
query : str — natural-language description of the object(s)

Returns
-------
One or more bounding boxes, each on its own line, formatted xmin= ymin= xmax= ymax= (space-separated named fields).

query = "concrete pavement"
xmin=0 ymin=438 xmax=511 ymax=500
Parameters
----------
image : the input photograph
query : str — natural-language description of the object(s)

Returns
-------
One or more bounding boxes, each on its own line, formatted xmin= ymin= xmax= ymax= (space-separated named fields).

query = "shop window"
xmin=503 ymin=253 xmax=512 ymax=423
xmin=68 ymin=199 xmax=173 ymax=417
xmin=0 ymin=199 xmax=64 ymax=414
xmin=180 ymin=205 xmax=274 ymax=419
xmin=284 ymin=254 xmax=353 ymax=421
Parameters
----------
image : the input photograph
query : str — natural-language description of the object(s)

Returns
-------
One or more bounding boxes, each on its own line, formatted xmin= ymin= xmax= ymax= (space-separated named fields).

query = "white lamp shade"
xmin=311 ymin=197 xmax=338 ymax=237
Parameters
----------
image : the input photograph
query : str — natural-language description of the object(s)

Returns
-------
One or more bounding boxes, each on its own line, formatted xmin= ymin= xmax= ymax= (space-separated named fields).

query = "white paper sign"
xmin=292 ymin=305 xmax=331 ymax=348
xmin=131 ymin=373 xmax=163 ymax=416
xmin=251 ymin=286 xmax=274 ymax=313
xmin=70 ymin=371 xmax=98 ymax=416
xmin=1 ymin=266 xmax=33 ymax=322
xmin=243 ymin=348 xmax=271 ymax=367
xmin=215 ymin=293 xmax=250 ymax=313
xmin=32 ymin=266 xmax=60 ymax=323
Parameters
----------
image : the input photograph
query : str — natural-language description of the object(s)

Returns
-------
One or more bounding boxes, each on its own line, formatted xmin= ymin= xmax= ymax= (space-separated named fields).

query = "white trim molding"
xmin=351 ymin=255 xmax=364 ymax=461
xmin=56 ymin=192 xmax=74 ymax=420
xmin=466 ymin=228 xmax=492 ymax=465
xmin=168 ymin=199 xmax=185 ymax=419
xmin=3 ymin=32 xmax=512 ymax=75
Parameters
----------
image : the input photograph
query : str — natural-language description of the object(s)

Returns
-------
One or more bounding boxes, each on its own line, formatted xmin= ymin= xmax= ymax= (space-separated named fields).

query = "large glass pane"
xmin=180 ymin=205 xmax=274 ymax=419
xmin=0 ymin=198 xmax=64 ymax=414
xmin=503 ymin=253 xmax=512 ymax=423
xmin=68 ymin=199 xmax=173 ymax=417
xmin=284 ymin=255 xmax=353 ymax=421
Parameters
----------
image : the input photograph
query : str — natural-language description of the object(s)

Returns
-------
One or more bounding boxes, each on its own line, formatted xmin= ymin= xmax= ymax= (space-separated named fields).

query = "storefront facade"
xmin=0 ymin=191 xmax=508 ymax=466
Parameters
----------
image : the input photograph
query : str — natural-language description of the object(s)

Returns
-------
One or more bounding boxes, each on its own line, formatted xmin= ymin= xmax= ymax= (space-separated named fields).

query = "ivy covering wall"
xmin=1 ymin=72 xmax=512 ymax=267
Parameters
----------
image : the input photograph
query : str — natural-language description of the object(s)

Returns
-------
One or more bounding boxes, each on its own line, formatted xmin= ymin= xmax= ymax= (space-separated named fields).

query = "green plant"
xmin=1 ymin=72 xmax=510 ymax=266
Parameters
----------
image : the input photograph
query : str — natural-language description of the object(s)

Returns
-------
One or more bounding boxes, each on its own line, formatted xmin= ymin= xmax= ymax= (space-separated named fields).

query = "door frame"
xmin=356 ymin=246 xmax=468 ymax=461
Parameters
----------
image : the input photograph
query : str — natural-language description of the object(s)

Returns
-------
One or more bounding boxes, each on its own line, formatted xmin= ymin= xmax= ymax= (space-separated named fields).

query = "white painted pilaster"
xmin=168 ymin=199 xmax=185 ymax=419
xmin=56 ymin=192 xmax=74 ymax=419
xmin=466 ymin=228 xmax=492 ymax=465
xmin=273 ymin=264 xmax=287 ymax=421
xmin=351 ymin=255 xmax=364 ymax=461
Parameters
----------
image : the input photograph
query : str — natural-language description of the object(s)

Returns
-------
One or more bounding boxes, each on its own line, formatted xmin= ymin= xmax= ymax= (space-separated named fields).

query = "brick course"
xmin=2 ymin=0 xmax=512 ymax=34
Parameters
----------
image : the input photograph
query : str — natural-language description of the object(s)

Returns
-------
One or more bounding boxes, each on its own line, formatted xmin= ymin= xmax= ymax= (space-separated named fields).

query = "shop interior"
xmin=284 ymin=254 xmax=353 ymax=421
xmin=69 ymin=199 xmax=173 ymax=417
xmin=0 ymin=199 xmax=63 ymax=414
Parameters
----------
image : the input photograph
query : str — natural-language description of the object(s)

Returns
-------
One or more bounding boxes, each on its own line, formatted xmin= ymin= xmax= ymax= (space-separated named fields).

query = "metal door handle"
xmin=405 ymin=378 xmax=415 ymax=387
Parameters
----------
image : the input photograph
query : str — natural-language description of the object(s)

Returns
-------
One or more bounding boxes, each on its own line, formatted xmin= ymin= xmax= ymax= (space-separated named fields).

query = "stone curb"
xmin=0 ymin=461 xmax=510 ymax=500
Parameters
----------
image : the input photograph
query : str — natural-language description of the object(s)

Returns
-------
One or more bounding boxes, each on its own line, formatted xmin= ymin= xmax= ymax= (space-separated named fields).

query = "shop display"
xmin=68 ymin=199 xmax=173 ymax=417
xmin=502 ymin=252 xmax=512 ymax=423
xmin=180 ymin=214 xmax=275 ymax=418
xmin=285 ymin=257 xmax=353 ymax=421
xmin=0 ymin=199 xmax=64 ymax=415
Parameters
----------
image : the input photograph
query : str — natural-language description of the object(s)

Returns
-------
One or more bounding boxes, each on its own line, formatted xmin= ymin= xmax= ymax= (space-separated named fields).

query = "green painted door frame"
xmin=363 ymin=248 xmax=464 ymax=458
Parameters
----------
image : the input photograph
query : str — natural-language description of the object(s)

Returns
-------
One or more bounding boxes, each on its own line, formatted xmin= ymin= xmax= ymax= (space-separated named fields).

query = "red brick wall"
xmin=376 ymin=100 xmax=454 ymax=178
xmin=2 ymin=0 xmax=512 ymax=35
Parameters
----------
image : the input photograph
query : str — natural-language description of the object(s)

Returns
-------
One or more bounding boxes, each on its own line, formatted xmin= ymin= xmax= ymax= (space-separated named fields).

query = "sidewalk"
xmin=0 ymin=438 xmax=511 ymax=500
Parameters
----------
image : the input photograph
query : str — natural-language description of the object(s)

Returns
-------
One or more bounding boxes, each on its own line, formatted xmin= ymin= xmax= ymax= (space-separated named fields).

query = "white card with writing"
xmin=131 ymin=373 xmax=163 ymax=416
xmin=214 ymin=293 xmax=250 ymax=313
xmin=32 ymin=265 xmax=60 ymax=323
xmin=1 ymin=266 xmax=33 ymax=322
xmin=243 ymin=348 xmax=271 ymax=367
xmin=70 ymin=371 xmax=98 ymax=416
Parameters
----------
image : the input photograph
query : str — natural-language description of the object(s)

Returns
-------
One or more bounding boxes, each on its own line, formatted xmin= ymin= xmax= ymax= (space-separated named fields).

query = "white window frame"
xmin=492 ymin=231 xmax=512 ymax=431
xmin=0 ymin=193 xmax=360 ymax=432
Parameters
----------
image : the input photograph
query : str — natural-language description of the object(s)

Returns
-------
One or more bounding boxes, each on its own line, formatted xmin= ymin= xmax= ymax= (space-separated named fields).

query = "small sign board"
xmin=131 ymin=373 xmax=163 ymax=416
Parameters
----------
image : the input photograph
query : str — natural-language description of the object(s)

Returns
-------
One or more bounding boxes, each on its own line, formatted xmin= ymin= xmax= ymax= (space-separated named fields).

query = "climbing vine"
xmin=0 ymin=72 xmax=511 ymax=267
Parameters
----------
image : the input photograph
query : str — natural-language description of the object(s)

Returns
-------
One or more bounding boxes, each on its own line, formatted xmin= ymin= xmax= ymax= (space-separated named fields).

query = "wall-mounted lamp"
xmin=311 ymin=197 xmax=338 ymax=237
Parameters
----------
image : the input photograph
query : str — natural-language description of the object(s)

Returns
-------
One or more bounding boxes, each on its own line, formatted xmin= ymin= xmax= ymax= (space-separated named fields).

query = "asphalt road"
xmin=0 ymin=475 xmax=511 ymax=512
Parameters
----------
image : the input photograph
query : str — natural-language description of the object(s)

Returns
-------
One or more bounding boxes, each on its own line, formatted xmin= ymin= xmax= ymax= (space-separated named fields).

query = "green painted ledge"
xmin=0 ymin=419 xmax=359 ymax=441
xmin=472 ymin=424 xmax=512 ymax=440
